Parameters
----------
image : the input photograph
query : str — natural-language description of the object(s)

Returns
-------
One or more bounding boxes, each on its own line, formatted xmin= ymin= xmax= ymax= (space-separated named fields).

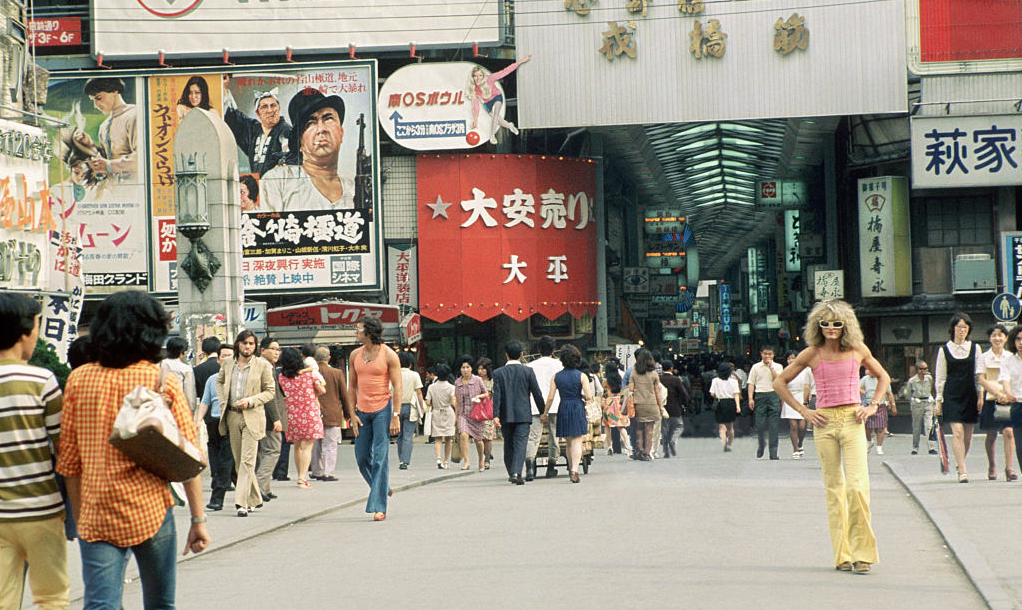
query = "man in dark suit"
xmin=192 ymin=337 xmax=222 ymax=402
xmin=492 ymin=340 xmax=545 ymax=485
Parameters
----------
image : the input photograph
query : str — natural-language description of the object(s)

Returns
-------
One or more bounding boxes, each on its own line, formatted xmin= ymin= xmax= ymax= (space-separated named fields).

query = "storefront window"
xmin=921 ymin=195 xmax=992 ymax=246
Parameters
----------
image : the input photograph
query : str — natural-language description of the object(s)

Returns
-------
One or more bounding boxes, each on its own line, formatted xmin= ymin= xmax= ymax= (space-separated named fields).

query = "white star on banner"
xmin=426 ymin=195 xmax=453 ymax=219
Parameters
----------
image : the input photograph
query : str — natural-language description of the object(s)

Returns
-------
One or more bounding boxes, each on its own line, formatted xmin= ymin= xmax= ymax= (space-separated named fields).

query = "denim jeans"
xmin=355 ymin=403 xmax=392 ymax=513
xmin=661 ymin=416 xmax=684 ymax=456
xmin=397 ymin=403 xmax=416 ymax=464
xmin=79 ymin=508 xmax=177 ymax=610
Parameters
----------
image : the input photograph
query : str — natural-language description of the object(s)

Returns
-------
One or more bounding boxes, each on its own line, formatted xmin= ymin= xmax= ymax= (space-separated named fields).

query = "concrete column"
xmin=592 ymin=133 xmax=609 ymax=350
xmin=174 ymin=109 xmax=245 ymax=356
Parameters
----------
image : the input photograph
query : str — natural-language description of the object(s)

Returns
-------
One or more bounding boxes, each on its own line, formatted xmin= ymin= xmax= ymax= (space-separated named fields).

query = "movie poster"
xmin=148 ymin=62 xmax=380 ymax=294
xmin=44 ymin=76 xmax=149 ymax=293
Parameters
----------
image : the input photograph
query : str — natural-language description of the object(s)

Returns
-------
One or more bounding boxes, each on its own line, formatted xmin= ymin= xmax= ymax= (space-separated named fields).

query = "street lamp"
xmin=175 ymin=152 xmax=220 ymax=292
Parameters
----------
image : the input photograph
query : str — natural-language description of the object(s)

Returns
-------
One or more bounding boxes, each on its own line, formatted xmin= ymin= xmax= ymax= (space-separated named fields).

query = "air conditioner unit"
xmin=952 ymin=254 xmax=996 ymax=293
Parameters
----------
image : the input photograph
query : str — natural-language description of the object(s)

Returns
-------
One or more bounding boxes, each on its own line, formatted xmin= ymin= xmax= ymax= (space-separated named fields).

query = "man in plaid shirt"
xmin=57 ymin=291 xmax=210 ymax=608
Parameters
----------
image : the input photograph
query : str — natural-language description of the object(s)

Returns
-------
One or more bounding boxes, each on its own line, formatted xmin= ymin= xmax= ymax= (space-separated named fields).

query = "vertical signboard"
xmin=720 ymin=282 xmax=732 ymax=334
xmin=748 ymin=247 xmax=760 ymax=315
xmin=784 ymin=210 xmax=801 ymax=272
xmin=1001 ymin=232 xmax=1022 ymax=296
xmin=44 ymin=76 xmax=150 ymax=292
xmin=858 ymin=176 xmax=910 ymax=297
xmin=387 ymin=244 xmax=418 ymax=308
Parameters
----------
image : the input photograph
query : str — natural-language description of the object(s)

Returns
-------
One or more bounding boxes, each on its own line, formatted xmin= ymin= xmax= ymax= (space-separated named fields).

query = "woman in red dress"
xmin=277 ymin=347 xmax=325 ymax=488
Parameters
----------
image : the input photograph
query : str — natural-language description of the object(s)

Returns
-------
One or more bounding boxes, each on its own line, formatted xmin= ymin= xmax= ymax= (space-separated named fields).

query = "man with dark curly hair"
xmin=57 ymin=291 xmax=210 ymax=607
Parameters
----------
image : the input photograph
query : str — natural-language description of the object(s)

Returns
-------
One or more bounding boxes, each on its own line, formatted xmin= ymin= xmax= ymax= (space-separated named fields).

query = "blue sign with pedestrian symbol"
xmin=992 ymin=292 xmax=1021 ymax=322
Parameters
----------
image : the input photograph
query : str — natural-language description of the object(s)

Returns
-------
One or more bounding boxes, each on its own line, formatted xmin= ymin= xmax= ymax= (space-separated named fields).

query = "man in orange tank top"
xmin=346 ymin=316 xmax=402 ymax=521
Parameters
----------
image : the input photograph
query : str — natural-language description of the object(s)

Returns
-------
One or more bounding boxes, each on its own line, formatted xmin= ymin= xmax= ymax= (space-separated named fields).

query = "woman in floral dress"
xmin=277 ymin=347 xmax=325 ymax=488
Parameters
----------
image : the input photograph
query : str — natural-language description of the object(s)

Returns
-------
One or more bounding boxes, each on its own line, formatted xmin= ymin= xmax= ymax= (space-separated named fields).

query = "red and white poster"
xmin=417 ymin=154 xmax=598 ymax=323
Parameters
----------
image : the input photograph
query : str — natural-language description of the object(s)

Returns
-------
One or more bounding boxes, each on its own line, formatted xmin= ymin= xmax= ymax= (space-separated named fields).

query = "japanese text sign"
xmin=387 ymin=244 xmax=418 ymax=308
xmin=911 ymin=115 xmax=1022 ymax=188
xmin=814 ymin=269 xmax=844 ymax=300
xmin=1000 ymin=232 xmax=1022 ymax=297
xmin=417 ymin=154 xmax=598 ymax=322
xmin=28 ymin=18 xmax=82 ymax=47
xmin=857 ymin=176 xmax=911 ymax=297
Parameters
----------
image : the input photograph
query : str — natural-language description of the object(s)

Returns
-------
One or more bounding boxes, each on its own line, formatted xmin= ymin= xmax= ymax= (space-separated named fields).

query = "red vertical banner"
xmin=417 ymin=154 xmax=598 ymax=323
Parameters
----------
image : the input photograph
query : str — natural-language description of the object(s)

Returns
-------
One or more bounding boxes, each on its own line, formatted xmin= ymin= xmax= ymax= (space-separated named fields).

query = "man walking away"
xmin=396 ymin=351 xmax=425 ymax=470
xmin=526 ymin=336 xmax=563 ymax=479
xmin=198 ymin=344 xmax=233 ymax=511
xmin=311 ymin=346 xmax=347 ymax=481
xmin=748 ymin=346 xmax=783 ymax=460
xmin=255 ymin=337 xmax=284 ymax=501
xmin=659 ymin=360 xmax=688 ymax=458
xmin=57 ymin=290 xmax=209 ymax=608
xmin=0 ymin=293 xmax=68 ymax=610
xmin=492 ymin=341 xmax=545 ymax=484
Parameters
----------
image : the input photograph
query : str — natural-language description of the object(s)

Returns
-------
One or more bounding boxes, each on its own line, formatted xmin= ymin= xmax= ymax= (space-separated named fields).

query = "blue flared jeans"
xmin=354 ymin=402 xmax=392 ymax=513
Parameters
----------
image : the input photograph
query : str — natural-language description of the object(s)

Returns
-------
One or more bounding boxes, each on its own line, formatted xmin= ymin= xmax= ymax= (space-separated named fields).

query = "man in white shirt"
xmin=748 ymin=346 xmax=783 ymax=460
xmin=903 ymin=361 xmax=937 ymax=455
xmin=526 ymin=336 xmax=563 ymax=480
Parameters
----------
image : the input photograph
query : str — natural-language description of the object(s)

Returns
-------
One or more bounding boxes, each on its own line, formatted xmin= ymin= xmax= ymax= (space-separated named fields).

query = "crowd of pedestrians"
xmin=11 ymin=288 xmax=1022 ymax=609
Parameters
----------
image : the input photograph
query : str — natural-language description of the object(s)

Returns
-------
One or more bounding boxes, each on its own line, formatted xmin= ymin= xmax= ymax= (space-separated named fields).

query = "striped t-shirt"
xmin=0 ymin=359 xmax=63 ymax=522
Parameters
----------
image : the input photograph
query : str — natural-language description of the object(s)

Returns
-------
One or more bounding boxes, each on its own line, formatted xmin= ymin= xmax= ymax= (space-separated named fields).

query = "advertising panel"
xmin=908 ymin=0 xmax=1022 ymax=74
xmin=417 ymin=154 xmax=598 ymax=323
xmin=44 ymin=76 xmax=150 ymax=292
xmin=911 ymin=115 xmax=1022 ymax=188
xmin=783 ymin=210 xmax=801 ymax=272
xmin=516 ymin=0 xmax=906 ymax=128
xmin=379 ymin=62 xmax=528 ymax=151
xmin=1000 ymin=232 xmax=1022 ymax=297
xmin=387 ymin=244 xmax=418 ymax=308
xmin=858 ymin=177 xmax=911 ymax=298
xmin=28 ymin=18 xmax=82 ymax=47
xmin=92 ymin=0 xmax=500 ymax=60
xmin=144 ymin=62 xmax=381 ymax=294
xmin=0 ymin=119 xmax=55 ymax=291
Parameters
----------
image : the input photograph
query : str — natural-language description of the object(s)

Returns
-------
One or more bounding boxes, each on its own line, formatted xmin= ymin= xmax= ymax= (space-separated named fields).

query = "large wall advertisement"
xmin=92 ymin=0 xmax=500 ymax=60
xmin=42 ymin=61 xmax=382 ymax=297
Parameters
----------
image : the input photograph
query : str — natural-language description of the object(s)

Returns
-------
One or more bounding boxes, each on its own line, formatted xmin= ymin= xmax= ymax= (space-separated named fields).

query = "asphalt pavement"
xmin=34 ymin=430 xmax=1022 ymax=610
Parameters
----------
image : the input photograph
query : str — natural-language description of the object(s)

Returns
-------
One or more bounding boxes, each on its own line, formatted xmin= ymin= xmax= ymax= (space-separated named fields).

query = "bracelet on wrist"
xmin=191 ymin=517 xmax=207 ymax=524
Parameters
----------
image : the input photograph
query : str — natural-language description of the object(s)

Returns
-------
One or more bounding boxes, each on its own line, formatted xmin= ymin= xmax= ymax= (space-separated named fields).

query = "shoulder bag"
xmin=109 ymin=369 xmax=207 ymax=482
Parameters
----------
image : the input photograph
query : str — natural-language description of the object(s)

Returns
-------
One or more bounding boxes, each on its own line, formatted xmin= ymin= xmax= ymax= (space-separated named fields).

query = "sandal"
xmin=988 ymin=467 xmax=997 ymax=481
xmin=297 ymin=479 xmax=312 ymax=489
xmin=852 ymin=561 xmax=871 ymax=574
xmin=1007 ymin=469 xmax=1018 ymax=481
xmin=835 ymin=562 xmax=852 ymax=572
xmin=959 ymin=473 xmax=969 ymax=483
xmin=461 ymin=464 xmax=471 ymax=471
xmin=373 ymin=512 xmax=386 ymax=521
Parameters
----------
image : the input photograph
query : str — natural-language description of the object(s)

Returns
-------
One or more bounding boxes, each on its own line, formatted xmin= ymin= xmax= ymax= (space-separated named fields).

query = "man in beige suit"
xmin=216 ymin=330 xmax=275 ymax=517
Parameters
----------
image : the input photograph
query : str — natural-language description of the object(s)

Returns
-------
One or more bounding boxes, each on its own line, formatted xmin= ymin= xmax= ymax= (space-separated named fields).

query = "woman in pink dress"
xmin=277 ymin=347 xmax=325 ymax=488
xmin=466 ymin=54 xmax=531 ymax=144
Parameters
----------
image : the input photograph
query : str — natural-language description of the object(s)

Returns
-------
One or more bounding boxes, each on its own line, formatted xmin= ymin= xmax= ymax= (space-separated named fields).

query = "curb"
xmin=883 ymin=461 xmax=1017 ymax=610
xmin=69 ymin=470 xmax=474 ymax=605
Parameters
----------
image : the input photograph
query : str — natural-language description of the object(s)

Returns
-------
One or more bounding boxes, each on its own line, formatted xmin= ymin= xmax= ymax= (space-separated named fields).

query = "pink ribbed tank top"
xmin=812 ymin=356 xmax=861 ymax=409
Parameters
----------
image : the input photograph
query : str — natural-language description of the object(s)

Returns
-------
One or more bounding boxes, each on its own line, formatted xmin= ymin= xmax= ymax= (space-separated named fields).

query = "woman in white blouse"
xmin=979 ymin=324 xmax=1016 ymax=481
xmin=709 ymin=362 xmax=741 ymax=452
xmin=781 ymin=350 xmax=813 ymax=459
xmin=934 ymin=313 xmax=985 ymax=482
xmin=992 ymin=326 xmax=1022 ymax=478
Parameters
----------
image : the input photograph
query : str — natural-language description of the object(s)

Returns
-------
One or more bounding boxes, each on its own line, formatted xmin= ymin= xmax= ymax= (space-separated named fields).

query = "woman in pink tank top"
xmin=773 ymin=299 xmax=890 ymax=575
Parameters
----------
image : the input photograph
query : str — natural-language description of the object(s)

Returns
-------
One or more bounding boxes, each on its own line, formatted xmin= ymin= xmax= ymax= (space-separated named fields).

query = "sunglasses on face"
xmin=819 ymin=320 xmax=844 ymax=329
